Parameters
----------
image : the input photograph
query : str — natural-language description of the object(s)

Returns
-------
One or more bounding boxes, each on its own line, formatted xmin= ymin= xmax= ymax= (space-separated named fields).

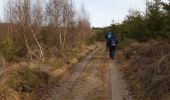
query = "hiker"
xmin=105 ymin=31 xmax=118 ymax=60
xmin=105 ymin=31 xmax=113 ymax=52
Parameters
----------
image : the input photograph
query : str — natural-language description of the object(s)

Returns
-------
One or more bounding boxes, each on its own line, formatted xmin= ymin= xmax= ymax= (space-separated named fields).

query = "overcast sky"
xmin=74 ymin=0 xmax=147 ymax=27
xmin=0 ymin=0 xmax=168 ymax=27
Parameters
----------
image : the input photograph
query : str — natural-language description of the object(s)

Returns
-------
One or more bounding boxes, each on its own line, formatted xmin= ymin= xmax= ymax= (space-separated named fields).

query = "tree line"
xmin=0 ymin=0 xmax=91 ymax=62
xmin=110 ymin=0 xmax=170 ymax=42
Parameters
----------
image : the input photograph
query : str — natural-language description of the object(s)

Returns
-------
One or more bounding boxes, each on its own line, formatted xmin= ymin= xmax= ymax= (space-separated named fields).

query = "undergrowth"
xmin=117 ymin=40 xmax=170 ymax=100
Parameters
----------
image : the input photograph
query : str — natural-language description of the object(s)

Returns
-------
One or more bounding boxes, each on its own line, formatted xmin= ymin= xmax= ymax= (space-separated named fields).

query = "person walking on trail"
xmin=105 ymin=31 xmax=113 ymax=52
xmin=105 ymin=31 xmax=118 ymax=60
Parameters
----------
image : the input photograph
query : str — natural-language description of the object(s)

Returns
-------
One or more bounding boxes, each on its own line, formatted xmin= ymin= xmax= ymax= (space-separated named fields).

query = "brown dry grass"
xmin=0 ymin=43 xmax=96 ymax=100
xmin=117 ymin=40 xmax=170 ymax=100
xmin=0 ymin=62 xmax=49 ymax=100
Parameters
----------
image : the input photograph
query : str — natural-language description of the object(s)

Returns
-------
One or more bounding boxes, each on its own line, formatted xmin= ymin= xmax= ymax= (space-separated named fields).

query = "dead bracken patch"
xmin=118 ymin=40 xmax=170 ymax=100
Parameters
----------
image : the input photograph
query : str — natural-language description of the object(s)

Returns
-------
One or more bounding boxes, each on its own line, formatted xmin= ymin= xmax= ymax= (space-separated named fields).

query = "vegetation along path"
xmin=35 ymin=43 xmax=133 ymax=100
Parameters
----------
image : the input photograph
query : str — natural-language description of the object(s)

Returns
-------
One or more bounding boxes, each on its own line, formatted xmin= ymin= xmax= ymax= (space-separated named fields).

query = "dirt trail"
xmin=109 ymin=61 xmax=133 ymax=100
xmin=35 ymin=43 xmax=133 ymax=100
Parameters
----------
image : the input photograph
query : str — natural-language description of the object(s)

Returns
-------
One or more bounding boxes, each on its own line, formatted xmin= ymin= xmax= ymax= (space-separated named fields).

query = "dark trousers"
xmin=109 ymin=46 xmax=116 ymax=59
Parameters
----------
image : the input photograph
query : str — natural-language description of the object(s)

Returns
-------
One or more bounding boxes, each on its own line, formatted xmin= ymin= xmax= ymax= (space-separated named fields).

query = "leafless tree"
xmin=5 ymin=0 xmax=45 ymax=61
xmin=46 ymin=0 xmax=76 ymax=50
xmin=30 ymin=0 xmax=45 ymax=61
xmin=4 ymin=0 xmax=91 ymax=62
xmin=77 ymin=4 xmax=91 ymax=41
xmin=5 ymin=0 xmax=33 ymax=61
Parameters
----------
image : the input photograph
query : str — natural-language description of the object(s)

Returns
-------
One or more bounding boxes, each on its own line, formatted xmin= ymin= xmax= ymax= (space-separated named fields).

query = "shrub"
xmin=6 ymin=66 xmax=49 ymax=92
xmin=86 ymin=30 xmax=105 ymax=45
xmin=121 ymin=40 xmax=170 ymax=100
xmin=0 ymin=37 xmax=17 ymax=61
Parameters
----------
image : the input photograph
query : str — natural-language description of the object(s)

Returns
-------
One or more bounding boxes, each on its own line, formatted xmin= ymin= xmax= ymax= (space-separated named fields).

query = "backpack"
xmin=107 ymin=32 xmax=112 ymax=40
xmin=110 ymin=37 xmax=116 ymax=47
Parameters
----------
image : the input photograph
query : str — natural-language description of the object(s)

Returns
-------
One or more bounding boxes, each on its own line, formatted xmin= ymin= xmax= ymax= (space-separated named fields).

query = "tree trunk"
xmin=29 ymin=25 xmax=45 ymax=61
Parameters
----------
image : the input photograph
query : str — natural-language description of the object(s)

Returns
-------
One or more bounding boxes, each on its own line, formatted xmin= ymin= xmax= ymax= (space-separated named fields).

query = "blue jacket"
xmin=108 ymin=35 xmax=118 ymax=47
